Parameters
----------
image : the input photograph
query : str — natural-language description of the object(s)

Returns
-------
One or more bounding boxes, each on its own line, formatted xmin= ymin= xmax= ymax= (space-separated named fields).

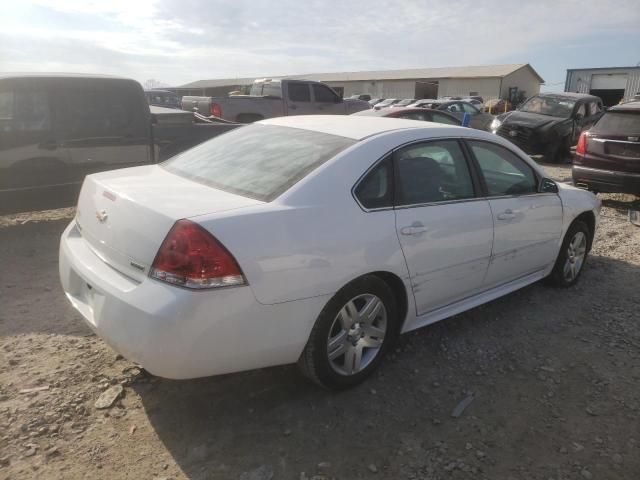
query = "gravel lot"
xmin=1 ymin=164 xmax=639 ymax=480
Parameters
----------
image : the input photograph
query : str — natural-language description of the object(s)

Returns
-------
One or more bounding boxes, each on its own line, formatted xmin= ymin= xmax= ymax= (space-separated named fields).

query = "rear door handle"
xmin=497 ymin=209 xmax=517 ymax=220
xmin=400 ymin=222 xmax=428 ymax=236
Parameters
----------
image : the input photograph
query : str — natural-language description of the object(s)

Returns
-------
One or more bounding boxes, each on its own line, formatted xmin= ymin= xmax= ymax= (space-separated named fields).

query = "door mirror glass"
xmin=539 ymin=178 xmax=558 ymax=194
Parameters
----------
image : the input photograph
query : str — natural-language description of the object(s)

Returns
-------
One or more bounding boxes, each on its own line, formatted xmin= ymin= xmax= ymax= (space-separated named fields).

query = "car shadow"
xmin=0 ymin=219 xmax=90 ymax=337
xmin=132 ymin=254 xmax=640 ymax=479
xmin=600 ymin=193 xmax=640 ymax=213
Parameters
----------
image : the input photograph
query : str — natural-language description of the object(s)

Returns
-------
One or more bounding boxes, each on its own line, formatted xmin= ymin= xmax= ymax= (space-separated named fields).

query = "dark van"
xmin=0 ymin=74 xmax=238 ymax=214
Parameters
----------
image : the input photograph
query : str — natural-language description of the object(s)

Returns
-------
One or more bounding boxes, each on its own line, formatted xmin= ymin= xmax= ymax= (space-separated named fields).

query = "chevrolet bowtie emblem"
xmin=96 ymin=209 xmax=108 ymax=223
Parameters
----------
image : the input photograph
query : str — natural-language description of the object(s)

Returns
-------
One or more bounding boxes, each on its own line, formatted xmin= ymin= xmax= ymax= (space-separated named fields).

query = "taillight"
xmin=576 ymin=132 xmax=588 ymax=156
xmin=150 ymin=219 xmax=245 ymax=289
xmin=210 ymin=103 xmax=222 ymax=118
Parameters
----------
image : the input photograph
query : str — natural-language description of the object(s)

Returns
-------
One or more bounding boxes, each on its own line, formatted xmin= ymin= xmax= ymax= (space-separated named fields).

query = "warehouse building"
xmin=172 ymin=63 xmax=543 ymax=103
xmin=565 ymin=66 xmax=640 ymax=106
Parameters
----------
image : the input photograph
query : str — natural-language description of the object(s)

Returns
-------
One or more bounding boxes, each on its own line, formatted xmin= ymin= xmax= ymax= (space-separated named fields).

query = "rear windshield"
xmin=162 ymin=124 xmax=355 ymax=201
xmin=592 ymin=111 xmax=640 ymax=135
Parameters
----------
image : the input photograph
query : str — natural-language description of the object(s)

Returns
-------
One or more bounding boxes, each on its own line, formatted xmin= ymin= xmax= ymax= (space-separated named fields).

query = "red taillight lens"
xmin=576 ymin=132 xmax=588 ymax=156
xmin=210 ymin=103 xmax=222 ymax=118
xmin=150 ymin=220 xmax=245 ymax=289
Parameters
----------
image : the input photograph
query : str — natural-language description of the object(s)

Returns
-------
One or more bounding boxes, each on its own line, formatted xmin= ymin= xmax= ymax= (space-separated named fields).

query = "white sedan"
xmin=59 ymin=116 xmax=600 ymax=389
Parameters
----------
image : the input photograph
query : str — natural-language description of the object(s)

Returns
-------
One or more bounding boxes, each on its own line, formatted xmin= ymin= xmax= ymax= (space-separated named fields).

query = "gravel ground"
xmin=1 ymin=164 xmax=639 ymax=480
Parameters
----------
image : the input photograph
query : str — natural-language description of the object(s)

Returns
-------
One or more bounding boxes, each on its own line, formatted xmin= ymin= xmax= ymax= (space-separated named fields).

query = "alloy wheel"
xmin=563 ymin=231 xmax=587 ymax=282
xmin=326 ymin=294 xmax=387 ymax=376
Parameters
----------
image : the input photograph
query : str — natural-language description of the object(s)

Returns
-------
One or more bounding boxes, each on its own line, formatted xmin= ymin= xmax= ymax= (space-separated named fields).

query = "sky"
xmin=1 ymin=0 xmax=639 ymax=91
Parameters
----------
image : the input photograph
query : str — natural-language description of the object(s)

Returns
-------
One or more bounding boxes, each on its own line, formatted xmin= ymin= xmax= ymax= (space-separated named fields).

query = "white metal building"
xmin=173 ymin=64 xmax=543 ymax=102
xmin=565 ymin=66 xmax=640 ymax=106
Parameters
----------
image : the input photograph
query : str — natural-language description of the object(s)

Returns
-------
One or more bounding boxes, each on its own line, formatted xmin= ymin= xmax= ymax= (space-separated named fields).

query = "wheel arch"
xmin=573 ymin=210 xmax=596 ymax=251
xmin=366 ymin=271 xmax=410 ymax=334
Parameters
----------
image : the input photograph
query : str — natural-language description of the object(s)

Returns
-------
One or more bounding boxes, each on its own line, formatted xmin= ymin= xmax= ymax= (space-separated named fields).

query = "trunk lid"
xmin=582 ymin=134 xmax=640 ymax=173
xmin=75 ymin=165 xmax=262 ymax=281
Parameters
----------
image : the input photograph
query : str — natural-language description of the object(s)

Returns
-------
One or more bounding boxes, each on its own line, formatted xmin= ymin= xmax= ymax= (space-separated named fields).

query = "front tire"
xmin=547 ymin=220 xmax=590 ymax=287
xmin=298 ymin=275 xmax=398 ymax=390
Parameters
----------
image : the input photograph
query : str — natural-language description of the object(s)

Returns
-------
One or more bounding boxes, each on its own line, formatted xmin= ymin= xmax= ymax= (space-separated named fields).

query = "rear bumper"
xmin=572 ymin=165 xmax=640 ymax=195
xmin=59 ymin=221 xmax=327 ymax=379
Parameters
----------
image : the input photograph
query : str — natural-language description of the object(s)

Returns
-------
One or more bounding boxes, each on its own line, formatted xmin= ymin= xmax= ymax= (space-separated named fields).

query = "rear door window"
xmin=431 ymin=112 xmax=460 ymax=125
xmin=0 ymin=87 xmax=51 ymax=133
xmin=312 ymin=84 xmax=339 ymax=103
xmin=461 ymin=103 xmax=479 ymax=115
xmin=55 ymin=80 xmax=146 ymax=140
xmin=287 ymin=83 xmax=311 ymax=102
xmin=163 ymin=124 xmax=355 ymax=201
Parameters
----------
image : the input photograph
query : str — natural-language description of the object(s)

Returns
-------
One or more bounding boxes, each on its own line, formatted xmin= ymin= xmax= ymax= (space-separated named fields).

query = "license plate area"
xmin=605 ymin=142 xmax=640 ymax=158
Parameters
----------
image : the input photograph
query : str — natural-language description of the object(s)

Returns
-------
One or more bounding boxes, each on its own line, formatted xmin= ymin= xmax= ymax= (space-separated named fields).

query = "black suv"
xmin=492 ymin=93 xmax=604 ymax=162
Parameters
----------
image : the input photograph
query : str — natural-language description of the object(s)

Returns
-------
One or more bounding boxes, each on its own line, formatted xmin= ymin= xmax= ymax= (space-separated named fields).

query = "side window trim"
xmin=351 ymin=153 xmax=394 ymax=212
xmin=462 ymin=138 xmax=548 ymax=198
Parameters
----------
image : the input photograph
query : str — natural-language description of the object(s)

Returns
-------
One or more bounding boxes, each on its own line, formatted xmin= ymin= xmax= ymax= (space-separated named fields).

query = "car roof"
xmin=608 ymin=100 xmax=640 ymax=112
xmin=145 ymin=89 xmax=176 ymax=94
xmin=537 ymin=92 xmax=599 ymax=101
xmin=0 ymin=72 xmax=129 ymax=81
xmin=260 ymin=114 xmax=460 ymax=140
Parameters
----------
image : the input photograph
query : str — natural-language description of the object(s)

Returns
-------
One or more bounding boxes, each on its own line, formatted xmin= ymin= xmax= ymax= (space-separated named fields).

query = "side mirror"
xmin=539 ymin=178 xmax=559 ymax=194
xmin=334 ymin=96 xmax=343 ymax=103
xmin=575 ymin=112 xmax=585 ymax=121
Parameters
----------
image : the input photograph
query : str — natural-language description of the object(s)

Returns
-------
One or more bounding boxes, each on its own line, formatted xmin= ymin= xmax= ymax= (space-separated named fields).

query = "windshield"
xmin=519 ymin=96 xmax=576 ymax=117
xmin=162 ymin=124 xmax=355 ymax=201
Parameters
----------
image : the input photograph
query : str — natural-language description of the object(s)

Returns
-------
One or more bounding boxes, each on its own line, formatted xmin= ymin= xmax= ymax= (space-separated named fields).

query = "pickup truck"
xmin=0 ymin=74 xmax=240 ymax=214
xmin=181 ymin=78 xmax=371 ymax=123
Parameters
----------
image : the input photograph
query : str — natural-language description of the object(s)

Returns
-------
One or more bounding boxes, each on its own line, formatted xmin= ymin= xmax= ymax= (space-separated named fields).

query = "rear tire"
xmin=298 ymin=275 xmax=398 ymax=390
xmin=547 ymin=220 xmax=591 ymax=287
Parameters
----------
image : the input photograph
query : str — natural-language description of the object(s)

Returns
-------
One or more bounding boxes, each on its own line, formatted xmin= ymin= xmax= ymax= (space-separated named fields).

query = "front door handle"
xmin=497 ymin=209 xmax=517 ymax=220
xmin=400 ymin=222 xmax=428 ymax=236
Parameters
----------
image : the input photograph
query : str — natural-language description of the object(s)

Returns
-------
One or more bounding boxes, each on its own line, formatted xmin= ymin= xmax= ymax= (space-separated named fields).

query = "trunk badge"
xmin=96 ymin=210 xmax=108 ymax=223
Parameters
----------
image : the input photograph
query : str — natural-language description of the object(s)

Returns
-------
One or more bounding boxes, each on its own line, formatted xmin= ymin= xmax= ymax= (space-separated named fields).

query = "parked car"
xmin=468 ymin=95 xmax=484 ymax=103
xmin=572 ymin=100 xmax=640 ymax=195
xmin=144 ymin=89 xmax=181 ymax=109
xmin=373 ymin=98 xmax=401 ymax=110
xmin=352 ymin=106 xmax=462 ymax=126
xmin=181 ymin=78 xmax=370 ymax=123
xmin=463 ymin=98 xmax=484 ymax=109
xmin=369 ymin=98 xmax=384 ymax=106
xmin=390 ymin=99 xmax=417 ymax=107
xmin=59 ymin=115 xmax=600 ymax=389
xmin=415 ymin=100 xmax=494 ymax=131
xmin=407 ymin=99 xmax=437 ymax=108
xmin=0 ymin=74 xmax=239 ymax=214
xmin=483 ymin=99 xmax=513 ymax=114
xmin=347 ymin=94 xmax=372 ymax=101
xmin=491 ymin=93 xmax=604 ymax=163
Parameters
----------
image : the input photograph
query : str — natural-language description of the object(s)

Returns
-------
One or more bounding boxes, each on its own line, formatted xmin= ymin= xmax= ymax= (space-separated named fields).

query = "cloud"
xmin=0 ymin=0 xmax=638 ymax=86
